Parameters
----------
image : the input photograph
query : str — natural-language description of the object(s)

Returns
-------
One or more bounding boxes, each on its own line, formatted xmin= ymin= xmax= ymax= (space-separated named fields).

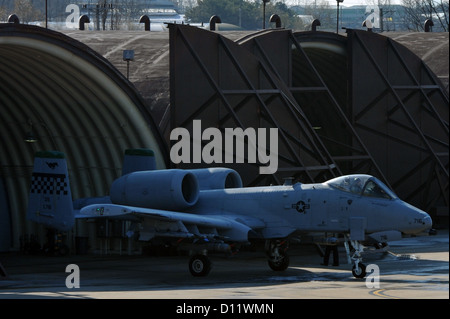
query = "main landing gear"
xmin=185 ymin=241 xmax=232 ymax=276
xmin=189 ymin=254 xmax=212 ymax=277
xmin=187 ymin=240 xmax=291 ymax=277
xmin=265 ymin=239 xmax=290 ymax=271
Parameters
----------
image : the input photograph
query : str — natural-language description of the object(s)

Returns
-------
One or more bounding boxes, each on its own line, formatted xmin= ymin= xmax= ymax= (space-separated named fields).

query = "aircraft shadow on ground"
xmin=0 ymin=233 xmax=448 ymax=297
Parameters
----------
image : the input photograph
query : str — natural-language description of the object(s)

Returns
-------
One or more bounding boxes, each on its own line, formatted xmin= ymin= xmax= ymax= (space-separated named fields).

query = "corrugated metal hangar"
xmin=0 ymin=24 xmax=169 ymax=252
xmin=0 ymin=22 xmax=448 ymax=253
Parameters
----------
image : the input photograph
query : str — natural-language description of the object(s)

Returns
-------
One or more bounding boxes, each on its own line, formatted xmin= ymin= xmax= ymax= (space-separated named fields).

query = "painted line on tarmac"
xmin=370 ymin=289 xmax=400 ymax=299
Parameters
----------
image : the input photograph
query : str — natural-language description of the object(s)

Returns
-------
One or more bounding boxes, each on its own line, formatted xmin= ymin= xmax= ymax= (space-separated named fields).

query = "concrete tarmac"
xmin=0 ymin=231 xmax=448 ymax=300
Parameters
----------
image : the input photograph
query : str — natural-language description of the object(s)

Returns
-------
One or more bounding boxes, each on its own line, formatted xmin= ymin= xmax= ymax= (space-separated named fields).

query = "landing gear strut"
xmin=265 ymin=239 xmax=290 ymax=271
xmin=344 ymin=237 xmax=366 ymax=278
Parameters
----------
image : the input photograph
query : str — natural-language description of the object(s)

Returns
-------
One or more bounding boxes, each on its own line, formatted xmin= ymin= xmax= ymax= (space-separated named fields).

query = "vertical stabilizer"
xmin=27 ymin=151 xmax=74 ymax=231
xmin=122 ymin=148 xmax=156 ymax=175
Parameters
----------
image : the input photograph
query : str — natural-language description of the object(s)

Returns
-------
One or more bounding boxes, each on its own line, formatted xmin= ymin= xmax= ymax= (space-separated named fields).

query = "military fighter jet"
xmin=27 ymin=150 xmax=432 ymax=278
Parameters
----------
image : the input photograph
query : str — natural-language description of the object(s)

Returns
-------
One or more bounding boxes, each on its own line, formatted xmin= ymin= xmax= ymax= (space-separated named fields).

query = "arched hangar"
xmin=0 ymin=24 xmax=168 ymax=251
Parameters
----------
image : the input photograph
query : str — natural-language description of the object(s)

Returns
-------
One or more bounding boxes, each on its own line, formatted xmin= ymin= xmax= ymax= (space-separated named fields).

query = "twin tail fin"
xmin=27 ymin=151 xmax=74 ymax=231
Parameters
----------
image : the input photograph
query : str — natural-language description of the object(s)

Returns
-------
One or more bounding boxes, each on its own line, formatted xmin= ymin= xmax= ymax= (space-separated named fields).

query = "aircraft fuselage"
xmin=191 ymin=180 xmax=431 ymax=239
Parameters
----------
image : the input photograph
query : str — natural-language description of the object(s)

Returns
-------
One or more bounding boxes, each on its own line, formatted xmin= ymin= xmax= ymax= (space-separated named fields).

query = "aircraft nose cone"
xmin=423 ymin=215 xmax=432 ymax=230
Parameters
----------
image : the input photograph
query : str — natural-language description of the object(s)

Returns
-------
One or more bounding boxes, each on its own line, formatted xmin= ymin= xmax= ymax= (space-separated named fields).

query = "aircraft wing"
xmin=78 ymin=204 xmax=254 ymax=242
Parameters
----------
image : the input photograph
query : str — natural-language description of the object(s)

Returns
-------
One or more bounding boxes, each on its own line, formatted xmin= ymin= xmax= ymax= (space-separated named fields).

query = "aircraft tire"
xmin=189 ymin=254 xmax=212 ymax=277
xmin=352 ymin=263 xmax=366 ymax=279
xmin=268 ymin=251 xmax=290 ymax=271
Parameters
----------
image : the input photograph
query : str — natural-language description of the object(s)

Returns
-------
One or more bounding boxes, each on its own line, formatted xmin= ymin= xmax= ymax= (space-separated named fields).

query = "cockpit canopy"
xmin=326 ymin=175 xmax=397 ymax=200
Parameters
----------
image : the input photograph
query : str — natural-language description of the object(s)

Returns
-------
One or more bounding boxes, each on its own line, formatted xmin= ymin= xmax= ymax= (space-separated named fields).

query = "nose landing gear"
xmin=344 ymin=237 xmax=367 ymax=278
xmin=352 ymin=262 xmax=367 ymax=279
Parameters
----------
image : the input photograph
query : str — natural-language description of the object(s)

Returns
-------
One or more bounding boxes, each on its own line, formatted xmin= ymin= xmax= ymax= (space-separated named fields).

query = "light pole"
xmin=45 ymin=0 xmax=48 ymax=28
xmin=123 ymin=50 xmax=134 ymax=80
xmin=336 ymin=0 xmax=343 ymax=34
xmin=262 ymin=0 xmax=270 ymax=29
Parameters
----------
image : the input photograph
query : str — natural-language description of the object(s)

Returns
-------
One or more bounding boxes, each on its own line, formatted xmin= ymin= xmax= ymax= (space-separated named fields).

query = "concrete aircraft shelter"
xmin=0 ymin=22 xmax=448 ymax=253
xmin=164 ymin=24 xmax=448 ymax=225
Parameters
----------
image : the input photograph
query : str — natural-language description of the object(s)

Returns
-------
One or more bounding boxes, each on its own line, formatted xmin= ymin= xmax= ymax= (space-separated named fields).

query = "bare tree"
xmin=0 ymin=4 xmax=6 ymax=22
xmin=14 ymin=0 xmax=41 ymax=23
xmin=402 ymin=0 xmax=449 ymax=31
xmin=432 ymin=0 xmax=449 ymax=30
xmin=302 ymin=0 xmax=334 ymax=30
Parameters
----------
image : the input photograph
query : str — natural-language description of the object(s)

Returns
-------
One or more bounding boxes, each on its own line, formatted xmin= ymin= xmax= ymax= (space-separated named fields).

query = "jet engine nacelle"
xmin=187 ymin=168 xmax=243 ymax=190
xmin=110 ymin=169 xmax=199 ymax=211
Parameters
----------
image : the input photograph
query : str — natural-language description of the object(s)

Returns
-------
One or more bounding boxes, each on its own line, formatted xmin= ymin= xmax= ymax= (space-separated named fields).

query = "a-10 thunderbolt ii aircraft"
xmin=27 ymin=149 xmax=432 ymax=278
